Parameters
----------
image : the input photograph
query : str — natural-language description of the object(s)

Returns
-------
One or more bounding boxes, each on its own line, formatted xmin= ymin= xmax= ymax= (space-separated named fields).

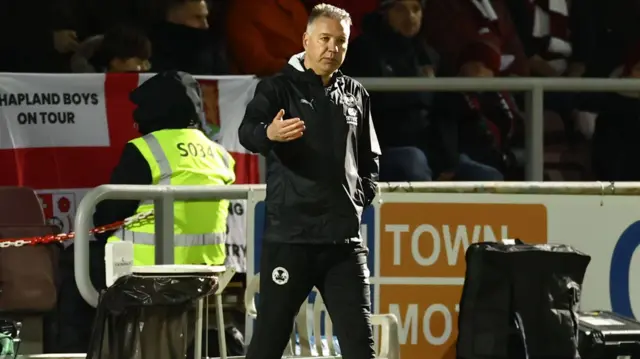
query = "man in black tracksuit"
xmin=238 ymin=4 xmax=380 ymax=359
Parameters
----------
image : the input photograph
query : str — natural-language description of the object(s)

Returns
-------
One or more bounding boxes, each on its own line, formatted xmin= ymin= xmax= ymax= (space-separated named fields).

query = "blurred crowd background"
xmin=2 ymin=0 xmax=640 ymax=181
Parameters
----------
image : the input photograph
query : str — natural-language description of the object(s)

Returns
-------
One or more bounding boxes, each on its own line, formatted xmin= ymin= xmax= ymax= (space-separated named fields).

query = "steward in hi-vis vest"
xmin=100 ymin=70 xmax=235 ymax=265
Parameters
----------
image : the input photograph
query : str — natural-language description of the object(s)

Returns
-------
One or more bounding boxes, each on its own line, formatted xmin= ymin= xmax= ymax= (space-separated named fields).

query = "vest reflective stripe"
xmin=112 ymin=228 xmax=225 ymax=246
xmin=139 ymin=135 xmax=171 ymax=206
xmin=220 ymin=148 xmax=233 ymax=170
xmin=144 ymin=134 xmax=172 ymax=185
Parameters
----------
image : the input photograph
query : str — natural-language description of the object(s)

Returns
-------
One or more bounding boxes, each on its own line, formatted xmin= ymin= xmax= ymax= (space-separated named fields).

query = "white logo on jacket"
xmin=343 ymin=94 xmax=360 ymax=127
xmin=272 ymin=267 xmax=289 ymax=285
xmin=300 ymin=98 xmax=315 ymax=110
xmin=342 ymin=93 xmax=357 ymax=107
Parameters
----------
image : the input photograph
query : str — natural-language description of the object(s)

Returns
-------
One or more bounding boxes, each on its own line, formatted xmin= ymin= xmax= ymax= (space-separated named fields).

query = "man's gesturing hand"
xmin=267 ymin=109 xmax=305 ymax=142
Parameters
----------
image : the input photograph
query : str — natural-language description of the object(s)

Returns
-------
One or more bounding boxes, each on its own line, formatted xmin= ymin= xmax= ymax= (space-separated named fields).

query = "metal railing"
xmin=73 ymin=184 xmax=405 ymax=359
xmin=70 ymin=181 xmax=638 ymax=359
xmin=73 ymin=180 xmax=638 ymax=306
xmin=73 ymin=184 xmax=254 ymax=308
xmin=355 ymin=77 xmax=640 ymax=181
xmin=73 ymin=184 xmax=255 ymax=359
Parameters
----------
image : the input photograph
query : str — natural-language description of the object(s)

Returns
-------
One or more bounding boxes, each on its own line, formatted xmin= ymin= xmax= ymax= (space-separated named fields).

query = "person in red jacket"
xmin=422 ymin=0 xmax=529 ymax=76
xmin=226 ymin=0 xmax=308 ymax=76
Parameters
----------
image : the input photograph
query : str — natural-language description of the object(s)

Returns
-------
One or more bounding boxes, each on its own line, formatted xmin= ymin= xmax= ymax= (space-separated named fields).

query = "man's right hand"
xmin=53 ymin=30 xmax=79 ymax=54
xmin=266 ymin=109 xmax=305 ymax=142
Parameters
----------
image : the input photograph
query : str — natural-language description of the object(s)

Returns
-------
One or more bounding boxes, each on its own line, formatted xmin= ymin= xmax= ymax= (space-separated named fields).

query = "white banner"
xmin=226 ymin=200 xmax=247 ymax=272
xmin=0 ymin=74 xmax=110 ymax=149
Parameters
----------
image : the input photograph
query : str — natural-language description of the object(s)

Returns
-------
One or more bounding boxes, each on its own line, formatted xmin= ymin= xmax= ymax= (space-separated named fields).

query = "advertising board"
xmin=377 ymin=201 xmax=547 ymax=359
xmin=246 ymin=189 xmax=640 ymax=358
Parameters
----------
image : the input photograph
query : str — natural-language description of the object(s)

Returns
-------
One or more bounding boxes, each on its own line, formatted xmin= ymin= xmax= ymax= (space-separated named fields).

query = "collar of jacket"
xmin=284 ymin=52 xmax=344 ymax=87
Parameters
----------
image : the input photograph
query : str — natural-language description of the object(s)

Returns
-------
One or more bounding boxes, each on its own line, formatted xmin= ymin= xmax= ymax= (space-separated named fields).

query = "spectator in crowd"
xmin=148 ymin=0 xmax=228 ymax=75
xmin=584 ymin=0 xmax=640 ymax=77
xmin=226 ymin=0 xmax=308 ymax=76
xmin=589 ymin=44 xmax=640 ymax=181
xmin=442 ymin=34 xmax=525 ymax=178
xmin=303 ymin=0 xmax=378 ymax=39
xmin=422 ymin=0 xmax=529 ymax=76
xmin=342 ymin=0 xmax=503 ymax=181
xmin=0 ymin=0 xmax=121 ymax=72
xmin=49 ymin=1 xmax=100 ymax=72
xmin=507 ymin=0 xmax=594 ymax=143
xmin=70 ymin=25 xmax=151 ymax=73
xmin=507 ymin=0 xmax=592 ymax=78
xmin=49 ymin=0 xmax=140 ymax=72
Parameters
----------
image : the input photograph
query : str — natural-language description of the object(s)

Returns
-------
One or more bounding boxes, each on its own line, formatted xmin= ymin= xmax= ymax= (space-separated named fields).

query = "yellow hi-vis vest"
xmin=107 ymin=128 xmax=235 ymax=266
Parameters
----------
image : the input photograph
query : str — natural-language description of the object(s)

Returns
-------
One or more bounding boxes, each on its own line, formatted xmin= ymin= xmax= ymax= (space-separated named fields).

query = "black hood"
xmin=129 ymin=70 xmax=206 ymax=135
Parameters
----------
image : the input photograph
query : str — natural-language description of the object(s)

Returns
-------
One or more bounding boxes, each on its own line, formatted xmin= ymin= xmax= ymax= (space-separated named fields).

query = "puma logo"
xmin=300 ymin=98 xmax=315 ymax=110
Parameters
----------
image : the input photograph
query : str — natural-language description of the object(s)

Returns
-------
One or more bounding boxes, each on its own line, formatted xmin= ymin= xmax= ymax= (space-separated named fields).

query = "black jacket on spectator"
xmin=586 ymin=0 xmax=640 ymax=77
xmin=436 ymin=91 xmax=524 ymax=173
xmin=586 ymin=92 xmax=640 ymax=181
xmin=341 ymin=13 xmax=459 ymax=171
xmin=507 ymin=0 xmax=594 ymax=65
xmin=148 ymin=22 xmax=228 ymax=75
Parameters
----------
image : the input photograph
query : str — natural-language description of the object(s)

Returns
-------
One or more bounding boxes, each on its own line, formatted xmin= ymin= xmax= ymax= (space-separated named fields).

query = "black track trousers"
xmin=246 ymin=242 xmax=375 ymax=359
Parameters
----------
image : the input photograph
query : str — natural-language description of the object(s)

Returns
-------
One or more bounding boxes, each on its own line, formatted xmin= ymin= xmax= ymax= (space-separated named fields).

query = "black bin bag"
xmin=87 ymin=271 xmax=218 ymax=359
xmin=456 ymin=241 xmax=591 ymax=359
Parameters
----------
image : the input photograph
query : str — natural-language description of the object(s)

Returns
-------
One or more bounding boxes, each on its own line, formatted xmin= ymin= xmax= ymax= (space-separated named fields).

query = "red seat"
xmin=0 ymin=187 xmax=58 ymax=312
xmin=0 ymin=187 xmax=46 ymax=226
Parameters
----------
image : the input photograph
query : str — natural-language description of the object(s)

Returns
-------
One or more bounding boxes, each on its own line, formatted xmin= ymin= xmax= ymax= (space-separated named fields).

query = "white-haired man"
xmin=238 ymin=4 xmax=379 ymax=359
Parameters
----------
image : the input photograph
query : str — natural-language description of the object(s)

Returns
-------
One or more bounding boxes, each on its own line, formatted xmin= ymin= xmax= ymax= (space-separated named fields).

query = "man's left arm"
xmin=359 ymin=92 xmax=381 ymax=207
xmin=93 ymin=143 xmax=152 ymax=243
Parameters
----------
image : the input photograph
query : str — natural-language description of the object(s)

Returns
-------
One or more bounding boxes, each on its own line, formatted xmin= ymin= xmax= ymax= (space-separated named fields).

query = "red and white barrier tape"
xmin=0 ymin=210 xmax=154 ymax=248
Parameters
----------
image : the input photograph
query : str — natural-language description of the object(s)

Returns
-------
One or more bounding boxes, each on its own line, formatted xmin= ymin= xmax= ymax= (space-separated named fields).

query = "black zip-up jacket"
xmin=238 ymin=53 xmax=381 ymax=244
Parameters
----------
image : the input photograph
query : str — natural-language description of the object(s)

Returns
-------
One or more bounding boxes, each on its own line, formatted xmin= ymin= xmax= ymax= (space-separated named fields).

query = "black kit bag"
xmin=457 ymin=241 xmax=591 ymax=359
